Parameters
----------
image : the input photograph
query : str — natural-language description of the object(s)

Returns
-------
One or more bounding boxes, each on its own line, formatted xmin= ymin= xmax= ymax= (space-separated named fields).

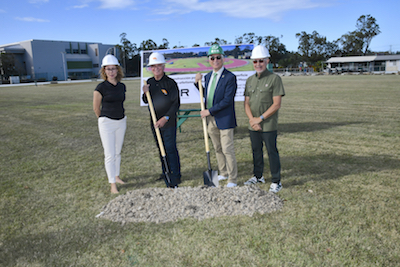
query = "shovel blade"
xmin=163 ymin=173 xmax=172 ymax=187
xmin=161 ymin=156 xmax=172 ymax=187
xmin=203 ymin=169 xmax=218 ymax=187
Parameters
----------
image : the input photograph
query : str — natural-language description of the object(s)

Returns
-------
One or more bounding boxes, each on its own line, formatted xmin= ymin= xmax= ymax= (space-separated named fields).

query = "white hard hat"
xmin=148 ymin=52 xmax=166 ymax=66
xmin=101 ymin=55 xmax=120 ymax=67
xmin=251 ymin=45 xmax=270 ymax=59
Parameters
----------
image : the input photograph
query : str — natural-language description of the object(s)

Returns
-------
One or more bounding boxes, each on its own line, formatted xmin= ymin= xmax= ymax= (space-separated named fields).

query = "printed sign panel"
xmin=140 ymin=44 xmax=255 ymax=106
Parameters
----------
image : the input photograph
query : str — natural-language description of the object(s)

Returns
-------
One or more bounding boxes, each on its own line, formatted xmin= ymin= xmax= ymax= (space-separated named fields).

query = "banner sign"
xmin=140 ymin=44 xmax=255 ymax=106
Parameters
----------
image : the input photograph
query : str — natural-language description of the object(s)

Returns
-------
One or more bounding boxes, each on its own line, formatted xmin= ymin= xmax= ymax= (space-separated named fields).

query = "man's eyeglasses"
xmin=209 ymin=56 xmax=222 ymax=61
xmin=253 ymin=59 xmax=265 ymax=64
xmin=105 ymin=68 xmax=118 ymax=72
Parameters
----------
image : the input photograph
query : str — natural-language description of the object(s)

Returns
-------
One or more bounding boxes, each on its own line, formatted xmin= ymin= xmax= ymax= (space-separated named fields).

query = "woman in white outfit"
xmin=93 ymin=55 xmax=127 ymax=194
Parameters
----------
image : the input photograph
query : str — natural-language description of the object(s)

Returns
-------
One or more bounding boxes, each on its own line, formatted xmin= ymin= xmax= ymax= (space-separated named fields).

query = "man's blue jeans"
xmin=249 ymin=130 xmax=281 ymax=183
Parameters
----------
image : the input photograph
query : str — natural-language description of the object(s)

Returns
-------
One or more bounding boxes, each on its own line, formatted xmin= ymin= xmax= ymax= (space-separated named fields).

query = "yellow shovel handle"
xmin=144 ymin=80 xmax=166 ymax=157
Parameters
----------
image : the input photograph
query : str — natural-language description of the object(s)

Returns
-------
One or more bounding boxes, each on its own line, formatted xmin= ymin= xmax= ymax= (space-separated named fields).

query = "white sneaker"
xmin=244 ymin=176 xmax=265 ymax=185
xmin=269 ymin=182 xmax=282 ymax=193
xmin=226 ymin=182 xmax=237 ymax=188
xmin=218 ymin=175 xmax=228 ymax=181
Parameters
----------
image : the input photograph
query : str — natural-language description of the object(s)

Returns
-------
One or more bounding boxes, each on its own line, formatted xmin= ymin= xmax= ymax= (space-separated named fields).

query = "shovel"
xmin=198 ymin=80 xmax=219 ymax=187
xmin=144 ymin=80 xmax=171 ymax=187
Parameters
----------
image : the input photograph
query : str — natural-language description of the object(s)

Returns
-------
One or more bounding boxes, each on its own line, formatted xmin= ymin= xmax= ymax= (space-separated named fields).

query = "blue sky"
xmin=1 ymin=0 xmax=399 ymax=53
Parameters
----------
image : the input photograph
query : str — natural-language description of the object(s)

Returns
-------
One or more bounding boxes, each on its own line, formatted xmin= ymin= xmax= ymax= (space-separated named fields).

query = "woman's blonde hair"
xmin=99 ymin=65 xmax=124 ymax=82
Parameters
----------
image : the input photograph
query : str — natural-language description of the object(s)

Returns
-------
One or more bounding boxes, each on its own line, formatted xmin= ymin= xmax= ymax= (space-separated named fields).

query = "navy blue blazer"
xmin=203 ymin=68 xmax=237 ymax=130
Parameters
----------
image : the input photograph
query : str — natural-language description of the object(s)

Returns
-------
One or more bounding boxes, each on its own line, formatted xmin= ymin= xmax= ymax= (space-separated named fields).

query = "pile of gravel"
xmin=97 ymin=185 xmax=284 ymax=224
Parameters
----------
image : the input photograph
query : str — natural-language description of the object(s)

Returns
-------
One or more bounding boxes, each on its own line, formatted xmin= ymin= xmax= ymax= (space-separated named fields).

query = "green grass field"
xmin=1 ymin=75 xmax=399 ymax=266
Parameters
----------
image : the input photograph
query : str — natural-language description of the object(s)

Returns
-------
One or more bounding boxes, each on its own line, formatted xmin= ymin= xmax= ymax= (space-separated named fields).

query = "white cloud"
xmin=15 ymin=17 xmax=50 ymax=22
xmin=98 ymin=0 xmax=135 ymax=9
xmin=73 ymin=4 xmax=89 ymax=8
xmin=156 ymin=0 xmax=330 ymax=19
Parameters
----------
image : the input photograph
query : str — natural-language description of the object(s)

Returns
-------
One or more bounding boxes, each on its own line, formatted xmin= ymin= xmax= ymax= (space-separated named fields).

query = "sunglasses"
xmin=253 ymin=59 xmax=265 ymax=64
xmin=209 ymin=56 xmax=222 ymax=61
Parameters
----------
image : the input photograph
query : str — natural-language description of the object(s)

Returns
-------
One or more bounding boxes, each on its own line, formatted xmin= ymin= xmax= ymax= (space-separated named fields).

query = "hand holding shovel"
xmin=198 ymin=80 xmax=218 ymax=187
xmin=143 ymin=80 xmax=171 ymax=187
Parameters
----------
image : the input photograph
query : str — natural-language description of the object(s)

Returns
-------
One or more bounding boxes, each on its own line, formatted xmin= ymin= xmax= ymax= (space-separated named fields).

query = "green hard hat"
xmin=207 ymin=44 xmax=225 ymax=56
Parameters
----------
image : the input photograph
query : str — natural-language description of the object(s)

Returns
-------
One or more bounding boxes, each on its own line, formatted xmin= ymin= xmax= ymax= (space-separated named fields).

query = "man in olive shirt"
xmin=243 ymin=45 xmax=285 ymax=193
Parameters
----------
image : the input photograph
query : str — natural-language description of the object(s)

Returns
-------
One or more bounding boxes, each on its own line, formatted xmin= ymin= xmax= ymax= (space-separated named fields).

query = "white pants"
xmin=98 ymin=116 xmax=127 ymax=183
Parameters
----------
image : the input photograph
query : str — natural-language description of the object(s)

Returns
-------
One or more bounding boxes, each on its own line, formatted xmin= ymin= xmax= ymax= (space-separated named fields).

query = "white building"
xmin=326 ymin=55 xmax=400 ymax=74
xmin=0 ymin=39 xmax=118 ymax=82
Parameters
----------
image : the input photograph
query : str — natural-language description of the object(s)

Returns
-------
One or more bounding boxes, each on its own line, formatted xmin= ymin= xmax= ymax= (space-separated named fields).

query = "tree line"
xmin=0 ymin=14 xmax=388 ymax=80
xmin=119 ymin=14 xmax=389 ymax=75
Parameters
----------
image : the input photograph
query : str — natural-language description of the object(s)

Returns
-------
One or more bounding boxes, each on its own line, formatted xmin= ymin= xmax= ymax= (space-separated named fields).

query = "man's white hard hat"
xmin=251 ymin=45 xmax=270 ymax=59
xmin=148 ymin=52 xmax=166 ymax=66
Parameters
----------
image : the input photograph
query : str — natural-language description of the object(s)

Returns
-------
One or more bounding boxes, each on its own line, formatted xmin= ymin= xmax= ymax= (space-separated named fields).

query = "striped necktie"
xmin=207 ymin=72 xmax=218 ymax=108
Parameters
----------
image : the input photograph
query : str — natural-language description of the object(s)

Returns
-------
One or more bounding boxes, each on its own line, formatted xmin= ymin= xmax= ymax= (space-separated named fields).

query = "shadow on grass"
xmin=234 ymin=121 xmax=364 ymax=139
xmin=278 ymin=121 xmax=364 ymax=134
xmin=118 ymin=173 xmax=170 ymax=190
xmin=119 ymin=152 xmax=399 ymax=191
xmin=0 ymin=219 xmax=157 ymax=266
xmin=281 ymin=153 xmax=400 ymax=187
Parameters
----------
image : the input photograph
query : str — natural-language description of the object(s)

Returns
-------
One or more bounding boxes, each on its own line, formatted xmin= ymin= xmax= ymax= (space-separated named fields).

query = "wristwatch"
xmin=260 ymin=115 xmax=264 ymax=120
xmin=164 ymin=116 xmax=170 ymax=121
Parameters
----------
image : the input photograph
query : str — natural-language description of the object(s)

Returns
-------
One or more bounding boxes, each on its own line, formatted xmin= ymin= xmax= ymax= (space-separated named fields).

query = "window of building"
xmin=374 ymin=61 xmax=386 ymax=71
xmin=80 ymin=49 xmax=87 ymax=54
xmin=66 ymin=49 xmax=71 ymax=54
xmin=93 ymin=63 xmax=99 ymax=68
xmin=95 ymin=49 xmax=98 ymax=56
xmin=67 ymin=61 xmax=93 ymax=69
xmin=73 ymin=49 xmax=79 ymax=54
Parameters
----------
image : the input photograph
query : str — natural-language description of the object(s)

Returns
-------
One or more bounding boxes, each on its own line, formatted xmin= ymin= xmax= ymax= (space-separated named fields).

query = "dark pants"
xmin=151 ymin=125 xmax=181 ymax=187
xmin=249 ymin=130 xmax=281 ymax=183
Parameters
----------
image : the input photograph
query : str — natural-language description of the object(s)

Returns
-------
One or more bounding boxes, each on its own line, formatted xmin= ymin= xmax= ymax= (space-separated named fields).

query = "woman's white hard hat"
xmin=101 ymin=54 xmax=120 ymax=67
xmin=251 ymin=45 xmax=270 ymax=59
xmin=148 ymin=52 xmax=166 ymax=66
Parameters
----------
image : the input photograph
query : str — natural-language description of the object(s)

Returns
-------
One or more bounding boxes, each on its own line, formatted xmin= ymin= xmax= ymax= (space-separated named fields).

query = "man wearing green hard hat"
xmin=195 ymin=44 xmax=238 ymax=187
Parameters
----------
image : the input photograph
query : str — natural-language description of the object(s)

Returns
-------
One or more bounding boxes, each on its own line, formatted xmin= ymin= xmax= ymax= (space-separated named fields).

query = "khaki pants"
xmin=207 ymin=116 xmax=238 ymax=184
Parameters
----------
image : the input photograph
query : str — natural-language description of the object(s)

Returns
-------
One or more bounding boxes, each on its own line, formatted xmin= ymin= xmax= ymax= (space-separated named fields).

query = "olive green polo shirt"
xmin=244 ymin=69 xmax=285 ymax=132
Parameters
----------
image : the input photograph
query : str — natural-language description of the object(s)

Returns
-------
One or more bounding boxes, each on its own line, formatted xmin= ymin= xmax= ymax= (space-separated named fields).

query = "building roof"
xmin=327 ymin=54 xmax=400 ymax=63
xmin=0 ymin=44 xmax=25 ymax=54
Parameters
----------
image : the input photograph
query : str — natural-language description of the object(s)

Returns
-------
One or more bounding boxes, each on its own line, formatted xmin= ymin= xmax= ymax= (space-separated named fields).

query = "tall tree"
xmin=338 ymin=15 xmax=380 ymax=55
xmin=140 ymin=39 xmax=158 ymax=51
xmin=234 ymin=33 xmax=262 ymax=44
xmin=235 ymin=33 xmax=287 ymax=66
xmin=262 ymin=36 xmax=287 ymax=65
xmin=0 ymin=53 xmax=25 ymax=79
xmin=116 ymin=33 xmax=138 ymax=59
xmin=296 ymin=31 xmax=313 ymax=59
xmin=338 ymin=32 xmax=364 ymax=56
xmin=356 ymin=14 xmax=380 ymax=54
xmin=296 ymin=31 xmax=337 ymax=64
xmin=115 ymin=33 xmax=138 ymax=75
xmin=204 ymin=38 xmax=228 ymax=46
xmin=158 ymin=38 xmax=169 ymax=50
xmin=278 ymin=51 xmax=302 ymax=69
